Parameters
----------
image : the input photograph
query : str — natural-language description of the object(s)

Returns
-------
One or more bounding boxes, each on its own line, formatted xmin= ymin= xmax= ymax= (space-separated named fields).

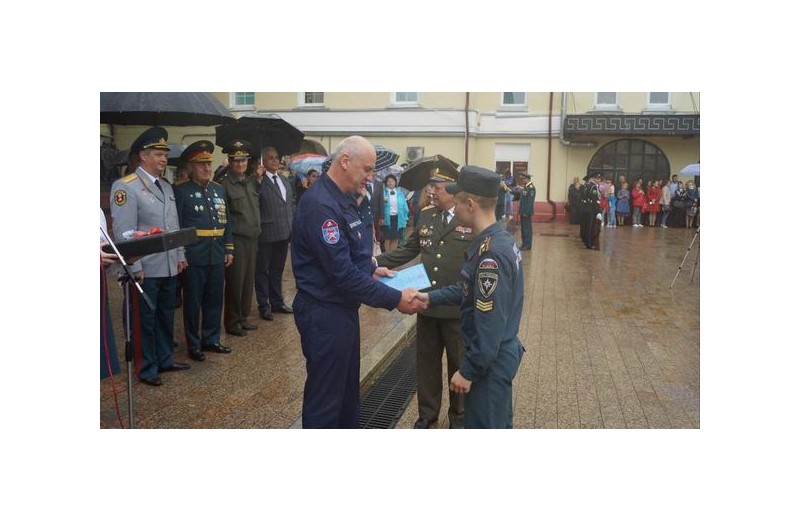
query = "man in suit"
xmin=255 ymin=146 xmax=294 ymax=320
xmin=376 ymin=168 xmax=475 ymax=428
xmin=110 ymin=127 xmax=190 ymax=387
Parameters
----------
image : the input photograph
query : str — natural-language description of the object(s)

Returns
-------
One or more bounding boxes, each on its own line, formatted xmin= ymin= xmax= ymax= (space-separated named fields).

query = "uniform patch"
xmin=478 ymin=236 xmax=492 ymax=256
xmin=478 ymin=271 xmax=498 ymax=299
xmin=321 ymin=219 xmax=340 ymax=245
xmin=476 ymin=299 xmax=494 ymax=312
xmin=114 ymin=189 xmax=127 ymax=206
xmin=479 ymin=258 xmax=498 ymax=270
xmin=455 ymin=225 xmax=472 ymax=234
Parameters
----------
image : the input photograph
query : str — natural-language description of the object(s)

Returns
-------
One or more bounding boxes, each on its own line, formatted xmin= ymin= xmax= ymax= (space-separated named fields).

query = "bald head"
xmin=328 ymin=135 xmax=377 ymax=195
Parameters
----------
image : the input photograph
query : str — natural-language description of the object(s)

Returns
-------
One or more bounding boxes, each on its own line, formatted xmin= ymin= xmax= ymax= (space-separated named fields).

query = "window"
xmin=586 ymin=138 xmax=671 ymax=188
xmin=299 ymin=92 xmax=324 ymax=106
xmin=595 ymin=92 xmax=618 ymax=109
xmin=647 ymin=92 xmax=672 ymax=111
xmin=392 ymin=92 xmax=418 ymax=105
xmin=231 ymin=92 xmax=254 ymax=109
xmin=502 ymin=92 xmax=526 ymax=106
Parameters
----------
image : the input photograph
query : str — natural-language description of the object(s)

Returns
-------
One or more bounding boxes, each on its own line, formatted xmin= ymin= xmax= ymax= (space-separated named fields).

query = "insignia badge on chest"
xmin=478 ymin=271 xmax=498 ymax=299
xmin=113 ymin=189 xmax=127 ymax=206
xmin=321 ymin=219 xmax=340 ymax=245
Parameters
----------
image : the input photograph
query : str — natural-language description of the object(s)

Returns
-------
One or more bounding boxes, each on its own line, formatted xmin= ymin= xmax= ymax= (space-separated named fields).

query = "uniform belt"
xmin=195 ymin=228 xmax=225 ymax=237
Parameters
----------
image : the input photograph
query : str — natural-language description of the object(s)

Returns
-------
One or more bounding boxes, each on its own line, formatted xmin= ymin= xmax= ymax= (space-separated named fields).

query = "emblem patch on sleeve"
xmin=478 ymin=271 xmax=498 ymax=299
xmin=479 ymin=258 xmax=498 ymax=270
xmin=476 ymin=299 xmax=494 ymax=312
xmin=321 ymin=219 xmax=341 ymax=245
xmin=114 ymin=189 xmax=127 ymax=206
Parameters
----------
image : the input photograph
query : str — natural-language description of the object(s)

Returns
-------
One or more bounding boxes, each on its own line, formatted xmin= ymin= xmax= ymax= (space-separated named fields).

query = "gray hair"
xmin=330 ymin=136 xmax=370 ymax=164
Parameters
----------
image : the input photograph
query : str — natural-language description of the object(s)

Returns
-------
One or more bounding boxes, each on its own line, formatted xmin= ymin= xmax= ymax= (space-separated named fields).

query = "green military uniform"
xmin=377 ymin=199 xmax=475 ymax=428
xmin=219 ymin=140 xmax=261 ymax=336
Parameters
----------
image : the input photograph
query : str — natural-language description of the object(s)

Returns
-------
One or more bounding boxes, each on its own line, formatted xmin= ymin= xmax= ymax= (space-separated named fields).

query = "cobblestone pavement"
xmin=101 ymin=221 xmax=699 ymax=429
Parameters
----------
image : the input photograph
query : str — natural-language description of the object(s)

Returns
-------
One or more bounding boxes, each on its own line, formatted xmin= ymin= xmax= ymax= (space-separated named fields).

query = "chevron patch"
xmin=476 ymin=299 xmax=494 ymax=313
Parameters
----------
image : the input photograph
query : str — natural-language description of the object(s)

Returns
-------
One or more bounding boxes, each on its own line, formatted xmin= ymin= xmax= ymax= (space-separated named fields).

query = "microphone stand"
xmin=100 ymin=226 xmax=155 ymax=429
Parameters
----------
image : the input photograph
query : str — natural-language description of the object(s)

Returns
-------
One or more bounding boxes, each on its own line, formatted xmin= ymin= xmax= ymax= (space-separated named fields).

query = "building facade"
xmin=100 ymin=92 xmax=699 ymax=221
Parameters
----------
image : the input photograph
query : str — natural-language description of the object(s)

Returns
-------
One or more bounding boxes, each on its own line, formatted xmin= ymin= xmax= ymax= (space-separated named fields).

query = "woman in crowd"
xmin=646 ymin=179 xmax=660 ymax=227
xmin=381 ymin=174 xmax=409 ymax=252
xmin=616 ymin=181 xmax=630 ymax=226
xmin=659 ymin=179 xmax=672 ymax=228
xmin=567 ymin=177 xmax=581 ymax=225
xmin=630 ymin=178 xmax=647 ymax=227
xmin=685 ymin=180 xmax=699 ymax=228
xmin=671 ymin=181 xmax=687 ymax=228
xmin=295 ymin=168 xmax=319 ymax=203
xmin=606 ymin=181 xmax=616 ymax=228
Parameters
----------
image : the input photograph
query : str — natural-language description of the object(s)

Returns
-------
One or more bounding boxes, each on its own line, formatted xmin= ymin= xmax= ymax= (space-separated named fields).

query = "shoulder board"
xmin=478 ymin=236 xmax=492 ymax=256
xmin=420 ymin=206 xmax=435 ymax=213
xmin=122 ymin=173 xmax=138 ymax=183
xmin=208 ymin=180 xmax=222 ymax=188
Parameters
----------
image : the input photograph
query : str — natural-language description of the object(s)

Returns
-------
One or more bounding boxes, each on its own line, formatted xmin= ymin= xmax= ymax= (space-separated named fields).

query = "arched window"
xmin=587 ymin=138 xmax=670 ymax=187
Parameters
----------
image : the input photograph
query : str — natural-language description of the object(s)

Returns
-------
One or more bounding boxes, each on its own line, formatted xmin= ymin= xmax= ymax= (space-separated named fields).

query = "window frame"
xmin=501 ymin=92 xmax=527 ymax=107
xmin=391 ymin=92 xmax=419 ymax=106
xmin=297 ymin=92 xmax=325 ymax=108
xmin=646 ymin=92 xmax=672 ymax=111
xmin=230 ymin=92 xmax=255 ymax=110
xmin=594 ymin=92 xmax=619 ymax=111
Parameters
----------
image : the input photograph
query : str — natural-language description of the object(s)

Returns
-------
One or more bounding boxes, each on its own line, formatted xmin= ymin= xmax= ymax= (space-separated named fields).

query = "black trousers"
xmin=255 ymin=238 xmax=289 ymax=312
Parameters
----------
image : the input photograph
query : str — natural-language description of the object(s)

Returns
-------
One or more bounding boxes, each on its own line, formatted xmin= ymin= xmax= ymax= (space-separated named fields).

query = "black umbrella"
xmin=399 ymin=154 xmax=460 ymax=191
xmin=215 ymin=113 xmax=305 ymax=158
xmin=100 ymin=92 xmax=236 ymax=126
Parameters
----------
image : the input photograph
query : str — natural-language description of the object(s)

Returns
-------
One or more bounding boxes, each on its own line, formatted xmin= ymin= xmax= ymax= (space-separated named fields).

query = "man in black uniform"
xmin=376 ymin=168 xmax=474 ymax=429
xmin=416 ymin=166 xmax=525 ymax=428
xmin=174 ymin=141 xmax=234 ymax=361
xmin=517 ymin=172 xmax=536 ymax=251
xmin=581 ymin=172 xmax=602 ymax=250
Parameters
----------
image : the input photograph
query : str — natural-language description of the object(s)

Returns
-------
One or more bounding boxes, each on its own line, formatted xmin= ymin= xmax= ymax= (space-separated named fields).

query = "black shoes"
xmin=188 ymin=350 xmax=206 ymax=362
xmin=140 ymin=375 xmax=163 ymax=386
xmin=272 ymin=304 xmax=293 ymax=314
xmin=241 ymin=321 xmax=258 ymax=330
xmin=413 ymin=418 xmax=437 ymax=429
xmin=159 ymin=362 xmax=191 ymax=372
xmin=226 ymin=327 xmax=247 ymax=336
xmin=202 ymin=343 xmax=232 ymax=354
xmin=260 ymin=309 xmax=273 ymax=321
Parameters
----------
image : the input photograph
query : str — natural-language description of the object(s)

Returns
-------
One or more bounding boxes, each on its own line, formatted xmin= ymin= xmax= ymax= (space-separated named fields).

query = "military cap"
xmin=223 ymin=139 xmax=252 ymax=160
xmin=180 ymin=140 xmax=215 ymax=163
xmin=428 ymin=166 xmax=458 ymax=183
xmin=130 ymin=127 xmax=170 ymax=155
xmin=445 ymin=165 xmax=501 ymax=197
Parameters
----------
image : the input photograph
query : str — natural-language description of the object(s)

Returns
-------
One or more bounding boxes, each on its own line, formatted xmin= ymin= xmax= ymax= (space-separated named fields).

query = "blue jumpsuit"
xmin=291 ymin=174 xmax=402 ymax=428
xmin=429 ymin=221 xmax=525 ymax=428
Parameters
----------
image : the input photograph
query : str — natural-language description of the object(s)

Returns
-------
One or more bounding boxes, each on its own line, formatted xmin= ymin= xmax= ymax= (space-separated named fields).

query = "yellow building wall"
xmin=566 ymin=92 xmax=700 ymax=113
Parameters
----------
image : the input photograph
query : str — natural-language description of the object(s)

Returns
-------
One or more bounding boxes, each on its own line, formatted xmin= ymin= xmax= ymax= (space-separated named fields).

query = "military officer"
xmin=416 ymin=165 xmax=525 ymax=428
xmin=291 ymin=136 xmax=427 ymax=428
xmin=581 ymin=172 xmax=602 ymax=250
xmin=174 ymin=141 xmax=234 ymax=361
xmin=219 ymin=140 xmax=261 ymax=337
xmin=517 ymin=172 xmax=536 ymax=251
xmin=376 ymin=167 xmax=475 ymax=429
xmin=110 ymin=127 xmax=190 ymax=386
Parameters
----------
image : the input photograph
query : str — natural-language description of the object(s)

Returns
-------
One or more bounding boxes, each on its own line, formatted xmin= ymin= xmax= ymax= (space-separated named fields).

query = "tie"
xmin=272 ymin=175 xmax=283 ymax=200
xmin=154 ymin=179 xmax=164 ymax=194
xmin=442 ymin=212 xmax=450 ymax=227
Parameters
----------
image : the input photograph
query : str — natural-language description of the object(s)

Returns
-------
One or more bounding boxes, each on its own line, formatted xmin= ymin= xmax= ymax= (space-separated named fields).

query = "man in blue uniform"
xmin=174 ymin=141 xmax=234 ymax=361
xmin=291 ymin=136 xmax=427 ymax=428
xmin=110 ymin=127 xmax=189 ymax=386
xmin=517 ymin=172 xmax=536 ymax=251
xmin=416 ymin=165 xmax=525 ymax=428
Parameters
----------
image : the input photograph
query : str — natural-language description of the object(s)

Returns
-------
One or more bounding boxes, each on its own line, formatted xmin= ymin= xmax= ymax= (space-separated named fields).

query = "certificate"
xmin=378 ymin=263 xmax=431 ymax=291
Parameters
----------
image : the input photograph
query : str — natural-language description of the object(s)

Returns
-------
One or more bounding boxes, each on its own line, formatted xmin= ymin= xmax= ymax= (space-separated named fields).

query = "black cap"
xmin=180 ymin=140 xmax=215 ymax=163
xmin=130 ymin=127 xmax=170 ymax=155
xmin=223 ymin=139 xmax=252 ymax=160
xmin=445 ymin=165 xmax=501 ymax=197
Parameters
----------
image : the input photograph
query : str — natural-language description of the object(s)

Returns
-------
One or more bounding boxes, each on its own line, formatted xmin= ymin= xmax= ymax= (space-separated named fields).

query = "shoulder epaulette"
xmin=122 ymin=173 xmax=138 ymax=183
xmin=478 ymin=236 xmax=492 ymax=256
xmin=420 ymin=206 xmax=435 ymax=213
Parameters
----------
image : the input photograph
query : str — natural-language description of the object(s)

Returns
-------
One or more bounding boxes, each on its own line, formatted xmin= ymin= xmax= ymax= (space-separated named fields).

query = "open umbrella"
xmin=215 ymin=113 xmax=304 ymax=158
xmin=376 ymin=164 xmax=403 ymax=182
xmin=100 ymin=92 xmax=235 ymax=126
xmin=287 ymin=153 xmax=327 ymax=180
xmin=680 ymin=163 xmax=700 ymax=176
xmin=398 ymin=154 xmax=460 ymax=191
xmin=320 ymin=144 xmax=399 ymax=175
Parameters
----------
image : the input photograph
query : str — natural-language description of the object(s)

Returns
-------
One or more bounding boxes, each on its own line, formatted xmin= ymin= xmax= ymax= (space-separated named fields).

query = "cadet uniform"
xmin=580 ymin=174 xmax=601 ymax=249
xmin=517 ymin=173 xmax=536 ymax=250
xmin=110 ymin=127 xmax=188 ymax=385
xmin=291 ymin=172 xmax=403 ymax=428
xmin=427 ymin=166 xmax=525 ymax=429
xmin=174 ymin=141 xmax=234 ymax=361
xmin=376 ymin=168 xmax=474 ymax=429
xmin=219 ymin=140 xmax=261 ymax=336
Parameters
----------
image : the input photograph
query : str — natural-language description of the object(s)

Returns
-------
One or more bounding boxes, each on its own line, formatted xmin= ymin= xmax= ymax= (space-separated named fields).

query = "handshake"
xmin=397 ymin=289 xmax=430 ymax=315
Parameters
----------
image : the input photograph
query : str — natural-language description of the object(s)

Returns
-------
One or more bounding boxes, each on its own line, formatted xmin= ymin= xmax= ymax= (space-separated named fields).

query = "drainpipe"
xmin=546 ymin=93 xmax=556 ymax=221
xmin=559 ymin=92 xmax=596 ymax=148
xmin=464 ymin=92 xmax=470 ymax=164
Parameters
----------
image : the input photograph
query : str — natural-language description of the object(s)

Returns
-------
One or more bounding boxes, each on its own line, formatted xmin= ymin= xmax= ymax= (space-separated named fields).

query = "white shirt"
xmin=268 ymin=172 xmax=286 ymax=201
xmin=388 ymin=189 xmax=398 ymax=216
xmin=443 ymin=206 xmax=455 ymax=225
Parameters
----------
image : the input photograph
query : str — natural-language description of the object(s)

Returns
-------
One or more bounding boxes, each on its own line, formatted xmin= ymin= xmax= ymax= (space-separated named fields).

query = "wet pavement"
xmin=101 ymin=221 xmax=700 ymax=429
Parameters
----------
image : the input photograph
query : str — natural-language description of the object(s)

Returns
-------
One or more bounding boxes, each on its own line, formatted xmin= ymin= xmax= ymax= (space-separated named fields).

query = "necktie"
xmin=442 ymin=212 xmax=450 ymax=226
xmin=272 ymin=175 xmax=283 ymax=200
xmin=154 ymin=179 xmax=164 ymax=193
